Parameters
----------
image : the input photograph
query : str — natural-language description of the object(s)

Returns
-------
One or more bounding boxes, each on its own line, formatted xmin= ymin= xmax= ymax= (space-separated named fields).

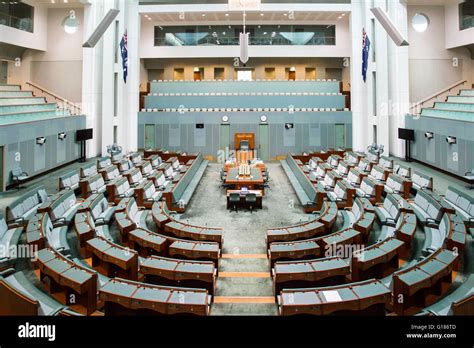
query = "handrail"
xmin=25 ymin=81 xmax=81 ymax=116
xmin=410 ymin=79 xmax=467 ymax=113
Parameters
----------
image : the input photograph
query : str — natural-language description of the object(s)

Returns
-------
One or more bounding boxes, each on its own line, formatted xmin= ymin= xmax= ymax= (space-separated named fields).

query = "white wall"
xmin=408 ymin=5 xmax=472 ymax=103
xmin=445 ymin=0 xmax=474 ymax=50
xmin=7 ymin=7 xmax=84 ymax=102
xmin=0 ymin=2 xmax=47 ymax=51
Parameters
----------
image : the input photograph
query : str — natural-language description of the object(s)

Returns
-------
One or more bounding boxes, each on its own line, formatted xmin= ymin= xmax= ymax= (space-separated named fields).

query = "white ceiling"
xmin=141 ymin=11 xmax=350 ymax=23
xmin=28 ymin=0 xmax=88 ymax=8
xmin=406 ymin=0 xmax=460 ymax=5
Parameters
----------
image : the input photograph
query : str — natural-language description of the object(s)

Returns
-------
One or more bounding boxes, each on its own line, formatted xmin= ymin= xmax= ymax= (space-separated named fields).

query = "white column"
xmin=82 ymin=0 xmax=140 ymax=158
xmin=387 ymin=0 xmax=409 ymax=158
xmin=82 ymin=1 xmax=105 ymax=158
xmin=118 ymin=0 xmax=140 ymax=153
xmin=373 ymin=0 xmax=389 ymax=155
xmin=100 ymin=0 xmax=116 ymax=156
xmin=350 ymin=0 xmax=369 ymax=153
xmin=350 ymin=0 xmax=409 ymax=157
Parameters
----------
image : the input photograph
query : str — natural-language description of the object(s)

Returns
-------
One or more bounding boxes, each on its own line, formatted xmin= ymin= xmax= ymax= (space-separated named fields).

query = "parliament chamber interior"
xmin=0 ymin=0 xmax=473 ymax=345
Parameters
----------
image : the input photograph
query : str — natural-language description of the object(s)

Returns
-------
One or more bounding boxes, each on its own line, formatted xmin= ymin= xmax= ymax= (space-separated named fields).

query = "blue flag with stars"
xmin=362 ymin=28 xmax=371 ymax=83
xmin=120 ymin=30 xmax=128 ymax=83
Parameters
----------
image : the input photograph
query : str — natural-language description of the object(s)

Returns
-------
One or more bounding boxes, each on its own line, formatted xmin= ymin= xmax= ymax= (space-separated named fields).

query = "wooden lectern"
xmin=234 ymin=133 xmax=255 ymax=163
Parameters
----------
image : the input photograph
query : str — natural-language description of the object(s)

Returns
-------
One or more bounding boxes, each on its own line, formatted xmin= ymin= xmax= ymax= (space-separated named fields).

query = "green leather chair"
xmin=229 ymin=192 xmax=240 ymax=212
xmin=245 ymin=193 xmax=257 ymax=213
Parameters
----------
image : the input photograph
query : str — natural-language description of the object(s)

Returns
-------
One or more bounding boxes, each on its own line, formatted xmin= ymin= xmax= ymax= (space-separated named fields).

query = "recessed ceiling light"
xmin=283 ymin=13 xmax=287 ymax=16
xmin=338 ymin=16 xmax=342 ymax=19
xmin=225 ymin=13 xmax=229 ymax=17
xmin=260 ymin=13 xmax=264 ymax=16
xmin=341 ymin=13 xmax=346 ymax=16
xmin=202 ymin=13 xmax=206 ymax=17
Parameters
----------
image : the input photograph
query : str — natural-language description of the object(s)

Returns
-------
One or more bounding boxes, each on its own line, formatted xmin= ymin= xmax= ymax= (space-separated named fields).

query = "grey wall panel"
xmin=0 ymin=116 xmax=86 ymax=186
xmin=405 ymin=115 xmax=474 ymax=177
xmin=57 ymin=138 xmax=66 ymax=164
xmin=155 ymin=124 xmax=163 ymax=148
xmin=327 ymin=123 xmax=335 ymax=149
xmin=137 ymin=124 xmax=144 ymax=148
xmin=138 ymin=111 xmax=353 ymax=159
xmin=426 ymin=136 xmax=435 ymax=164
xmin=345 ymin=123 xmax=352 ymax=148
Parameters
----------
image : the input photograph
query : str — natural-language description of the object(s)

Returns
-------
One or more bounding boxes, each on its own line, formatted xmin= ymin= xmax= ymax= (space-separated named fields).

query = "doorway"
xmin=286 ymin=67 xmax=296 ymax=81
xmin=335 ymin=124 xmax=345 ymax=149
xmin=305 ymin=67 xmax=316 ymax=80
xmin=236 ymin=69 xmax=253 ymax=81
xmin=173 ymin=68 xmax=184 ymax=81
xmin=144 ymin=124 xmax=155 ymax=149
xmin=0 ymin=62 xmax=7 ymax=84
xmin=193 ymin=67 xmax=204 ymax=81
xmin=259 ymin=124 xmax=269 ymax=160
xmin=0 ymin=146 xmax=4 ymax=192
xmin=220 ymin=124 xmax=230 ymax=154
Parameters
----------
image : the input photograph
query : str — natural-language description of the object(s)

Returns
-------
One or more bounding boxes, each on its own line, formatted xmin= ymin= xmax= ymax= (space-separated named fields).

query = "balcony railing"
xmin=155 ymin=34 xmax=336 ymax=46
xmin=0 ymin=13 xmax=33 ymax=33
xmin=460 ymin=15 xmax=474 ymax=31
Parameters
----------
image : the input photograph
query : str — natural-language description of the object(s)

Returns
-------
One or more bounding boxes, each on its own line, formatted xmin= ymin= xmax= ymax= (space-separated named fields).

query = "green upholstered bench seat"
xmin=6 ymin=185 xmax=48 ymax=225
xmin=1 ymin=271 xmax=64 ymax=315
xmin=59 ymin=170 xmax=81 ymax=191
xmin=422 ymin=274 xmax=474 ymax=316
xmin=0 ymin=214 xmax=23 ymax=268
xmin=178 ymin=159 xmax=208 ymax=207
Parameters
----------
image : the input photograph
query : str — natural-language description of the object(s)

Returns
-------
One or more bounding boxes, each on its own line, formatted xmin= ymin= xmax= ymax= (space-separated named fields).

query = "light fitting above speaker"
xmin=83 ymin=9 xmax=120 ymax=48
xmin=370 ymin=7 xmax=409 ymax=47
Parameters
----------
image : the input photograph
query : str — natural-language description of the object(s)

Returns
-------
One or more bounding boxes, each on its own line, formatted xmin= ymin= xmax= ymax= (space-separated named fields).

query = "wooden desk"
xmin=140 ymin=256 xmax=216 ymax=295
xmin=99 ymin=278 xmax=210 ymax=316
xmin=225 ymin=167 xmax=264 ymax=190
xmin=86 ymin=237 xmax=139 ymax=281
xmin=351 ymin=237 xmax=405 ymax=281
xmin=392 ymin=248 xmax=458 ymax=315
xmin=128 ymin=228 xmax=168 ymax=257
xmin=35 ymin=248 xmax=98 ymax=315
xmin=273 ymin=257 xmax=350 ymax=295
xmin=25 ymin=212 xmax=50 ymax=251
xmin=278 ymin=278 xmax=390 ymax=315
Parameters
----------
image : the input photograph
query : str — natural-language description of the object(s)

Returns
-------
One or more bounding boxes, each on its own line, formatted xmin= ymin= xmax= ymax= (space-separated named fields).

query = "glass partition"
xmin=0 ymin=1 xmax=34 ymax=33
xmin=459 ymin=1 xmax=473 ymax=31
xmin=155 ymin=25 xmax=336 ymax=46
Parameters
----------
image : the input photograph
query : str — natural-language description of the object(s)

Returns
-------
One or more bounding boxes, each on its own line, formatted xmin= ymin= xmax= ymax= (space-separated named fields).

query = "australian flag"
xmin=120 ymin=31 xmax=128 ymax=83
xmin=362 ymin=28 xmax=371 ymax=83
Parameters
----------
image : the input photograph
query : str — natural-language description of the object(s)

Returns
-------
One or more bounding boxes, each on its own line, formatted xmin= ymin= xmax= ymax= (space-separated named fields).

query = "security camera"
xmin=285 ymin=123 xmax=294 ymax=130
xmin=58 ymin=132 xmax=67 ymax=140
xmin=446 ymin=136 xmax=457 ymax=145
xmin=424 ymin=132 xmax=434 ymax=139
xmin=36 ymin=137 xmax=46 ymax=145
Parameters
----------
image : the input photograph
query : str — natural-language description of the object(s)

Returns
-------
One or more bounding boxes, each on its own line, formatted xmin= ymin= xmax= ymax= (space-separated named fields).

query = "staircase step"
xmin=216 ymin=277 xmax=274 ymax=297
xmin=211 ymin=303 xmax=278 ymax=315
xmin=219 ymin=257 xmax=269 ymax=272
xmin=219 ymin=272 xmax=271 ymax=278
